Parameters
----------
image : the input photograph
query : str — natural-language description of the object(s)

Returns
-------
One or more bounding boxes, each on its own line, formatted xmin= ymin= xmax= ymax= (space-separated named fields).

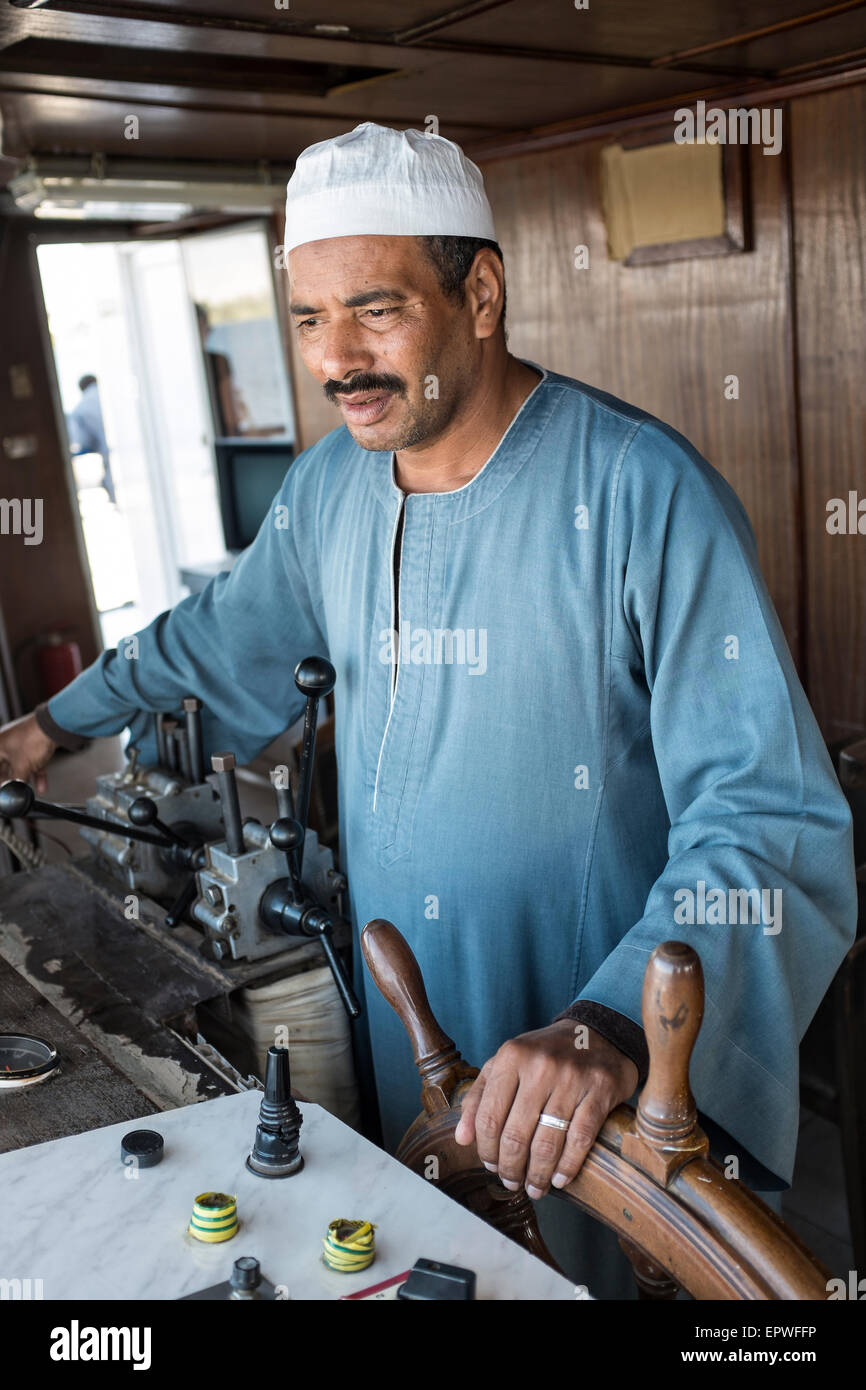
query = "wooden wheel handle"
xmin=361 ymin=918 xmax=476 ymax=1114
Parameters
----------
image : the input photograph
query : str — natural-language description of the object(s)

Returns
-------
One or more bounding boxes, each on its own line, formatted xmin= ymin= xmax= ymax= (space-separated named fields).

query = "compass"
xmin=0 ymin=1034 xmax=59 ymax=1089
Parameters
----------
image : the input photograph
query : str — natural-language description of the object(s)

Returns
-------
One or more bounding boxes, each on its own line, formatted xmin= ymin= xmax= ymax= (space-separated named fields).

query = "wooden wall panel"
xmin=0 ymin=221 xmax=101 ymax=711
xmin=480 ymin=135 xmax=803 ymax=671
xmin=791 ymin=84 xmax=866 ymax=743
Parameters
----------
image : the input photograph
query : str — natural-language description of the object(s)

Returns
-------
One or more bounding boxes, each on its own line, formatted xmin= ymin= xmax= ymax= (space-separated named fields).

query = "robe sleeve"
xmin=44 ymin=449 xmax=328 ymax=767
xmin=573 ymin=418 xmax=857 ymax=1183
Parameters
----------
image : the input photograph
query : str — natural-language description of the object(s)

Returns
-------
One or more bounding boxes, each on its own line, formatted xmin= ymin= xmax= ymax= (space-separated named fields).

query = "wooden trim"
xmin=779 ymin=103 xmax=809 ymax=691
xmin=468 ymin=63 xmax=866 ymax=161
xmin=394 ymin=0 xmax=514 ymax=45
xmin=267 ymin=206 xmax=303 ymax=455
xmin=625 ymin=234 xmax=735 ymax=267
xmin=780 ymin=42 xmax=866 ymax=76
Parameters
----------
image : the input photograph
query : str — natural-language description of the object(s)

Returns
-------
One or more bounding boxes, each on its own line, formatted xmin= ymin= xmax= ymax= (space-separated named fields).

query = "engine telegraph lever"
xmin=0 ymin=781 xmax=207 ymax=877
xmin=290 ymin=656 xmax=336 ymax=885
xmin=253 ymin=655 xmax=357 ymax=1015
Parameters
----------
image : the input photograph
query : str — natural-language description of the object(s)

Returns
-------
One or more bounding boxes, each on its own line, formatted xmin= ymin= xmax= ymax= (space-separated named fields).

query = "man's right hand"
xmin=0 ymin=714 xmax=58 ymax=796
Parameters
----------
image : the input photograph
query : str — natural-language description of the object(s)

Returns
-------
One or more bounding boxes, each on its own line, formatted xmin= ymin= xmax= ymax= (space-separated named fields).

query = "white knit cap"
xmin=284 ymin=122 xmax=496 ymax=253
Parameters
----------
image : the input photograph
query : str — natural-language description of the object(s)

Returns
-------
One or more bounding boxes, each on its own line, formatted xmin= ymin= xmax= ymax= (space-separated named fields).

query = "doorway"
xmin=36 ymin=221 xmax=295 ymax=650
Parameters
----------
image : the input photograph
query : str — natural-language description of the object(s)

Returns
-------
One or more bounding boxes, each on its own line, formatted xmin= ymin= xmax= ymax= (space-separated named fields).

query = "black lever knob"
xmin=128 ymin=796 xmax=157 ymax=827
xmin=269 ymin=817 xmax=304 ymax=854
xmin=129 ymin=796 xmax=190 ymax=848
xmin=0 ymin=779 xmax=35 ymax=819
xmin=271 ymin=811 xmax=304 ymax=856
xmin=294 ymin=656 xmax=336 ymax=700
xmin=269 ymin=817 xmax=305 ymax=904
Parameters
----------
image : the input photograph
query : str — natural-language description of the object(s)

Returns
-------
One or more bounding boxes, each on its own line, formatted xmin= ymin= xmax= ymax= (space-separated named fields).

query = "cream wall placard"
xmin=601 ymin=141 xmax=726 ymax=262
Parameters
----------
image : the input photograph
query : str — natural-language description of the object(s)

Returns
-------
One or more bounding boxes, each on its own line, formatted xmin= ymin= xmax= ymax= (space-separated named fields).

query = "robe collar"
xmin=365 ymin=360 xmax=556 ymax=518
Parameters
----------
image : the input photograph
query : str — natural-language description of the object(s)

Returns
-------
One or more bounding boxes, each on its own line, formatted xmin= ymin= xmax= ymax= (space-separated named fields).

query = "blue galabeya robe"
xmin=49 ymin=366 xmax=857 ymax=1183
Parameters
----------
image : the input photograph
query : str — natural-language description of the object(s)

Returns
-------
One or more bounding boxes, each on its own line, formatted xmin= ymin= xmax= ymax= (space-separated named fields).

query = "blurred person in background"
xmin=66 ymin=373 xmax=117 ymax=505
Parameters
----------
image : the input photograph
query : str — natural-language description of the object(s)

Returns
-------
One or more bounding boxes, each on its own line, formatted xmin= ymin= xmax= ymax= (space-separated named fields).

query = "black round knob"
xmin=230 ymin=1257 xmax=261 ymax=1291
xmin=128 ymin=797 xmax=158 ymax=827
xmin=0 ymin=780 xmax=35 ymax=819
xmin=120 ymin=1129 xmax=164 ymax=1169
xmin=293 ymin=656 xmax=336 ymax=699
xmin=270 ymin=817 xmax=304 ymax=852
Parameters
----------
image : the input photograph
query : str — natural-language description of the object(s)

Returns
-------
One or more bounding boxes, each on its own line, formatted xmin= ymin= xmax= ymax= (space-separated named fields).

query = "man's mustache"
xmin=324 ymin=373 xmax=406 ymax=404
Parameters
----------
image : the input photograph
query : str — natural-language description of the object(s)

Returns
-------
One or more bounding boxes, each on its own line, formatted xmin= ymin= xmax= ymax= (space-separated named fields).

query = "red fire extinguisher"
xmin=35 ymin=634 xmax=83 ymax=700
xmin=17 ymin=632 xmax=83 ymax=704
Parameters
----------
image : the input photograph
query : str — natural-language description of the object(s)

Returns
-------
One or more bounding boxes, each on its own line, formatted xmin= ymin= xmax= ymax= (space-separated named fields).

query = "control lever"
xmin=127 ymin=798 xmax=207 ymax=928
xmin=269 ymin=770 xmax=294 ymax=823
xmin=174 ymin=726 xmax=193 ymax=783
xmin=256 ymin=655 xmax=358 ymax=1018
xmin=128 ymin=796 xmax=191 ymax=848
xmin=290 ymin=656 xmax=336 ymax=887
xmin=0 ymin=783 xmax=207 ymax=920
xmin=211 ymin=753 xmax=245 ymax=857
xmin=154 ymin=714 xmax=168 ymax=770
xmin=182 ymin=696 xmax=206 ymax=785
xmin=0 ymin=781 xmax=179 ymax=851
xmin=260 ymin=870 xmax=360 ymax=1020
xmin=165 ymin=875 xmax=199 ymax=929
xmin=162 ymin=718 xmax=179 ymax=774
xmin=269 ymin=815 xmax=305 ymax=903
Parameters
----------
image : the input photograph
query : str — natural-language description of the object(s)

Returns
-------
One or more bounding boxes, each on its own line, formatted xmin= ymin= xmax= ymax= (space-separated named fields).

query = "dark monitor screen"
xmin=215 ymin=442 xmax=295 ymax=552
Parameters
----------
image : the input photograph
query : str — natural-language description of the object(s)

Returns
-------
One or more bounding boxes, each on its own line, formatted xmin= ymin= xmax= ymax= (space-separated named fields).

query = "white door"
xmin=117 ymin=240 xmax=224 ymax=585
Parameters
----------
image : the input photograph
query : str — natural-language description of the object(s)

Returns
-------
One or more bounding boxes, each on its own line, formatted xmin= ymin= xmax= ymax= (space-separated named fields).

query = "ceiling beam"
xmin=0 ymin=0 xmax=828 ymax=84
xmin=418 ymin=38 xmax=773 ymax=80
xmin=651 ymin=0 xmax=866 ymax=66
xmin=0 ymin=77 xmax=500 ymax=131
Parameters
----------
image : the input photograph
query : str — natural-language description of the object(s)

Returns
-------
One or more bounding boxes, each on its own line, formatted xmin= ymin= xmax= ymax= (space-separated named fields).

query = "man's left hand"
xmin=453 ymin=1020 xmax=638 ymax=1199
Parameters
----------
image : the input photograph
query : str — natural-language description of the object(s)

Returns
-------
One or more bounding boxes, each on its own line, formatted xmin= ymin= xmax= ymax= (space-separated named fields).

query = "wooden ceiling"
xmin=0 ymin=0 xmax=864 ymax=184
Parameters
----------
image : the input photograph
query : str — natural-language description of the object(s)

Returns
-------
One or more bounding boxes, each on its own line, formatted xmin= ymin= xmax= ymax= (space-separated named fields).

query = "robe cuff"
xmin=554 ymin=1000 xmax=649 ymax=1087
xmin=34 ymin=702 xmax=89 ymax=753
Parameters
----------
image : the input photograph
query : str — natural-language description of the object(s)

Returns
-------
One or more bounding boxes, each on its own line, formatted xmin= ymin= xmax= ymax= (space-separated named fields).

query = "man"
xmin=66 ymin=374 xmax=117 ymax=505
xmin=0 ymin=124 xmax=855 ymax=1219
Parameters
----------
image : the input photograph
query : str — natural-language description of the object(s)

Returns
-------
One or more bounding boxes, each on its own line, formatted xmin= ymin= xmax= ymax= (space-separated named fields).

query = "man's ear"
xmin=465 ymin=248 xmax=505 ymax=340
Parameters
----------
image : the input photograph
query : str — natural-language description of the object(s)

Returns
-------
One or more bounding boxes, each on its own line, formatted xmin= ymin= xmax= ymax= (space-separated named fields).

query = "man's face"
xmin=288 ymin=235 xmax=478 ymax=452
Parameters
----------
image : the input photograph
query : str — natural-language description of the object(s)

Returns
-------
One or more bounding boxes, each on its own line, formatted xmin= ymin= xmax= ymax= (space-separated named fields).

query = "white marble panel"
xmin=0 ymin=1090 xmax=587 ymax=1301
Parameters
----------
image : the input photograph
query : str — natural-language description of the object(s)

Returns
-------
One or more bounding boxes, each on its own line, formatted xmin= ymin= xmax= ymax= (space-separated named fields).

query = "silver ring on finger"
xmin=537 ymin=1112 xmax=570 ymax=1132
